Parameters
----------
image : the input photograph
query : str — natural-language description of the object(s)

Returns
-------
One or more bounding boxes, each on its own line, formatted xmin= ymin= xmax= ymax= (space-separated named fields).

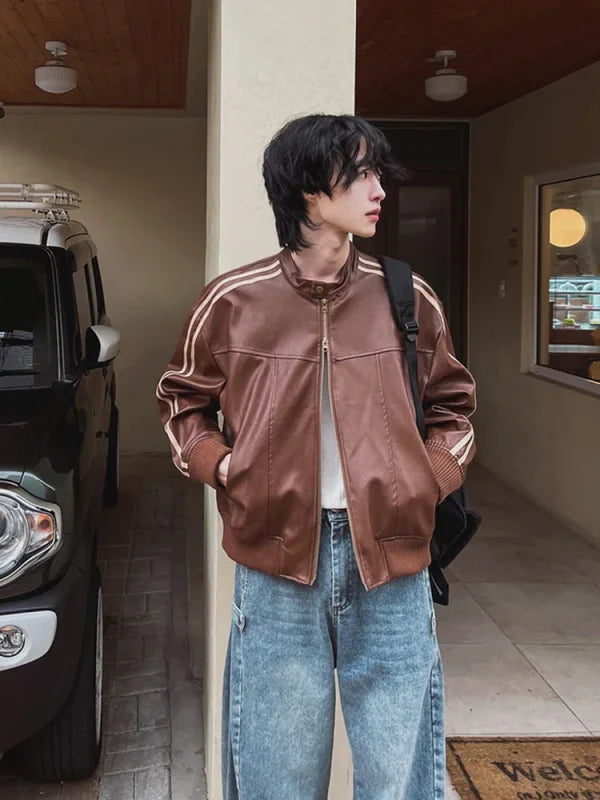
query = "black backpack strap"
xmin=379 ymin=256 xmax=450 ymax=606
xmin=379 ymin=256 xmax=426 ymax=441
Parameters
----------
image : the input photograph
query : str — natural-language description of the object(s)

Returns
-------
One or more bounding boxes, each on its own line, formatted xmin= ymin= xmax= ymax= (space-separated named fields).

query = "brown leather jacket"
xmin=157 ymin=242 xmax=476 ymax=590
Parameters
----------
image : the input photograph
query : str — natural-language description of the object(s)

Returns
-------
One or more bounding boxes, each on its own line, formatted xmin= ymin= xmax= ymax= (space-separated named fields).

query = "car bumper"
xmin=0 ymin=560 xmax=89 ymax=753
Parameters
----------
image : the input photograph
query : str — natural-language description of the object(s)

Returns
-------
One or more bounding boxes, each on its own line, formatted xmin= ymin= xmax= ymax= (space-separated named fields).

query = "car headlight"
xmin=0 ymin=485 xmax=62 ymax=585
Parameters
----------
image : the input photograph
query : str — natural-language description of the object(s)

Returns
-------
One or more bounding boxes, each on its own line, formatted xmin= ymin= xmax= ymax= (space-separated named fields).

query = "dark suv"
xmin=0 ymin=185 xmax=119 ymax=781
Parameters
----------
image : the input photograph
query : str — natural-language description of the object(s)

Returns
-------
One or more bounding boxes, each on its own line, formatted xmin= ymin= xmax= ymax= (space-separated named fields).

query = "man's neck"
xmin=290 ymin=232 xmax=351 ymax=283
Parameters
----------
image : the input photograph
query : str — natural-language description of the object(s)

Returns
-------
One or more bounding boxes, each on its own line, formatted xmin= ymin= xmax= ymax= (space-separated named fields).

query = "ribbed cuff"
xmin=187 ymin=436 xmax=232 ymax=488
xmin=425 ymin=442 xmax=463 ymax=503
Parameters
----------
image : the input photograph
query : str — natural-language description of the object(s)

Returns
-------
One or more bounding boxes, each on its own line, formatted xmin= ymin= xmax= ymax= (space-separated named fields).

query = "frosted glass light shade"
xmin=549 ymin=208 xmax=587 ymax=247
xmin=35 ymin=65 xmax=77 ymax=94
xmin=425 ymin=73 xmax=467 ymax=102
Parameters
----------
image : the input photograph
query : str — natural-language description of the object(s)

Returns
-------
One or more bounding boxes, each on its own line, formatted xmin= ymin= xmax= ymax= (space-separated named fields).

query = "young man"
xmin=157 ymin=114 xmax=476 ymax=800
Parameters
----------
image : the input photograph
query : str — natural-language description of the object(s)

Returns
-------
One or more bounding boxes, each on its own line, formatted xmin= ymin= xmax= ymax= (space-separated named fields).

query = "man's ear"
xmin=302 ymin=191 xmax=318 ymax=211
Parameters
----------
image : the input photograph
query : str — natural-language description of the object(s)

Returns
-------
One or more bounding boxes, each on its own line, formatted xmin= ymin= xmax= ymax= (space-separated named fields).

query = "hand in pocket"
xmin=217 ymin=452 xmax=232 ymax=488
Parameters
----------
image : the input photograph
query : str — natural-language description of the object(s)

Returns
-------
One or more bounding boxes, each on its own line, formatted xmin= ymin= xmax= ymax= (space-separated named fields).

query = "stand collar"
xmin=279 ymin=241 xmax=359 ymax=302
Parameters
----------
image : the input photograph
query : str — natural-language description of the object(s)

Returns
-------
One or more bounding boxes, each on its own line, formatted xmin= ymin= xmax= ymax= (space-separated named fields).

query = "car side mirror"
xmin=84 ymin=325 xmax=120 ymax=368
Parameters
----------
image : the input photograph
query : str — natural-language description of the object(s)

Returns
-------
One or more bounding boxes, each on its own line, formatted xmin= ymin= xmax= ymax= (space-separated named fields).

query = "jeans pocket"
xmin=232 ymin=601 xmax=246 ymax=632
xmin=422 ymin=567 xmax=436 ymax=636
xmin=232 ymin=562 xmax=249 ymax=631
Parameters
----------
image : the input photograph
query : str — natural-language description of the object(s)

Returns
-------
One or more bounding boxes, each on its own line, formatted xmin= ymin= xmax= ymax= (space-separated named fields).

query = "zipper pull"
xmin=321 ymin=299 xmax=329 ymax=352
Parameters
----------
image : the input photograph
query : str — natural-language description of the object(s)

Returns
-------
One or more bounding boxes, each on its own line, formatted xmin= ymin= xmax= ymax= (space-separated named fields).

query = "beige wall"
xmin=469 ymin=60 xmax=600 ymax=546
xmin=0 ymin=113 xmax=206 ymax=454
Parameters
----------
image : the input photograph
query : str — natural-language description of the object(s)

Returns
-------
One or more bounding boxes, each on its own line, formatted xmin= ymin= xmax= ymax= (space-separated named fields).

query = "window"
xmin=0 ymin=246 xmax=57 ymax=386
xmin=72 ymin=265 xmax=94 ymax=361
xmin=91 ymin=257 xmax=106 ymax=319
xmin=84 ymin=264 xmax=97 ymax=324
xmin=537 ymin=173 xmax=600 ymax=387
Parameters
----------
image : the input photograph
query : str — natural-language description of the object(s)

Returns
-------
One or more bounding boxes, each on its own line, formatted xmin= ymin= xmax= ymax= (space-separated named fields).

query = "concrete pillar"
xmin=202 ymin=1 xmax=356 ymax=796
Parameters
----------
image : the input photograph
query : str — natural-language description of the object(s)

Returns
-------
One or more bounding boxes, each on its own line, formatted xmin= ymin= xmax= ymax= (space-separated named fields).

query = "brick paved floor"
xmin=0 ymin=455 xmax=206 ymax=800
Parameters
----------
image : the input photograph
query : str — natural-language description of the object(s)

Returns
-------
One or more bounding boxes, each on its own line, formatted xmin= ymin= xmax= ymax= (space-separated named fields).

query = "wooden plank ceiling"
xmin=356 ymin=0 xmax=600 ymax=118
xmin=0 ymin=0 xmax=191 ymax=108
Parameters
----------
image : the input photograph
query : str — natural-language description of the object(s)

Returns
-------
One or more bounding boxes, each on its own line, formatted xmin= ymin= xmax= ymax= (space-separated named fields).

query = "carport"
xmin=0 ymin=1 xmax=599 ymax=798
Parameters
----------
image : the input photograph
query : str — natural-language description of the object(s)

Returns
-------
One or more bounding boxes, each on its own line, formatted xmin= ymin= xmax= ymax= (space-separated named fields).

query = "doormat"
xmin=446 ymin=736 xmax=600 ymax=800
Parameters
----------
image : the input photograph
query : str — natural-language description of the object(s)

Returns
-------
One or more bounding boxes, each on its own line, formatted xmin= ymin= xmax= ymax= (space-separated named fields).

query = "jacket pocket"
xmin=219 ymin=357 xmax=275 ymax=538
xmin=222 ymin=437 xmax=269 ymax=536
xmin=394 ymin=435 xmax=440 ymax=538
xmin=420 ymin=439 xmax=442 ymax=504
xmin=378 ymin=350 xmax=439 ymax=539
xmin=331 ymin=352 xmax=404 ymax=542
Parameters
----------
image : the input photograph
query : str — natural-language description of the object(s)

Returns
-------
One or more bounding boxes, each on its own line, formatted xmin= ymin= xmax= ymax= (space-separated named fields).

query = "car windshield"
xmin=0 ymin=247 xmax=57 ymax=387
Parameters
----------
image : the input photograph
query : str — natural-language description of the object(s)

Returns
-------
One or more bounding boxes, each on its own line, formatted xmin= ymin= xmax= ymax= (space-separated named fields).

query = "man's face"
xmin=308 ymin=144 xmax=386 ymax=239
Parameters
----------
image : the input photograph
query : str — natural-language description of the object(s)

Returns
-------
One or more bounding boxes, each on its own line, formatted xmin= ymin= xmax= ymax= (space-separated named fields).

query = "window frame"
xmin=522 ymin=162 xmax=600 ymax=399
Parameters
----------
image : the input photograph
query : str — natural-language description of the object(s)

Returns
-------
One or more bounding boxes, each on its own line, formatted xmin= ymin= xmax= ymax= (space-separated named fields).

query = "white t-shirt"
xmin=320 ymin=350 xmax=347 ymax=508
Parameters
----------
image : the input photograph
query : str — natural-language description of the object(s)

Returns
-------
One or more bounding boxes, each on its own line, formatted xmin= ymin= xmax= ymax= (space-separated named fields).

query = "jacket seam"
xmin=336 ymin=346 xmax=434 ymax=361
xmin=378 ymin=535 xmax=431 ymax=542
xmin=375 ymin=353 xmax=400 ymax=538
xmin=200 ymin=318 xmax=225 ymax=372
xmin=415 ymin=279 xmax=446 ymax=340
xmin=267 ymin=358 xmax=277 ymax=539
xmin=423 ymin=325 xmax=444 ymax=389
xmin=213 ymin=346 xmax=318 ymax=362
xmin=328 ymin=339 xmax=372 ymax=587
xmin=276 ymin=537 xmax=284 ymax=575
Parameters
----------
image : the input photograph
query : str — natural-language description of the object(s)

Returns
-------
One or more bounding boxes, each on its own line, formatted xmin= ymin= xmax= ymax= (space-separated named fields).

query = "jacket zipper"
xmin=311 ymin=298 xmax=367 ymax=588
xmin=311 ymin=316 xmax=325 ymax=585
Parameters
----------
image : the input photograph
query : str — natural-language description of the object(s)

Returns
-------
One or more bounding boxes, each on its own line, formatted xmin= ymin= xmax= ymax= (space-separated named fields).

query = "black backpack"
xmin=379 ymin=256 xmax=482 ymax=606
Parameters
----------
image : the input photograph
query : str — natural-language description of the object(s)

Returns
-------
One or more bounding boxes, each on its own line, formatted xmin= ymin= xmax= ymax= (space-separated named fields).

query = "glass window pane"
xmin=84 ymin=264 xmax=97 ymax=325
xmin=73 ymin=266 xmax=93 ymax=360
xmin=0 ymin=248 xmax=56 ymax=387
xmin=92 ymin=257 xmax=106 ymax=318
xmin=538 ymin=174 xmax=600 ymax=384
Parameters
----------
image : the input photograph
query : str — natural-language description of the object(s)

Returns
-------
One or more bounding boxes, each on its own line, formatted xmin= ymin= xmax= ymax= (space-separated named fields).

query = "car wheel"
xmin=103 ymin=404 xmax=119 ymax=507
xmin=8 ymin=566 xmax=104 ymax=782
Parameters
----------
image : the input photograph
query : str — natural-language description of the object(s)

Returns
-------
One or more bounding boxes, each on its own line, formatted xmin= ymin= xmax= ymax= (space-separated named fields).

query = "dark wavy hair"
xmin=262 ymin=114 xmax=408 ymax=250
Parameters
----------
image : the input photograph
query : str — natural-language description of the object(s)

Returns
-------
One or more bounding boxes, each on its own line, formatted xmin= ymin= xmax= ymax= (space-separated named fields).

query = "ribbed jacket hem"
xmin=188 ymin=436 xmax=232 ymax=488
xmin=425 ymin=442 xmax=463 ymax=503
xmin=220 ymin=520 xmax=433 ymax=591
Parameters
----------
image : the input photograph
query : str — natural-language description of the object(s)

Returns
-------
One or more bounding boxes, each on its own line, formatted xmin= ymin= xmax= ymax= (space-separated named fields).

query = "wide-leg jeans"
xmin=221 ymin=507 xmax=446 ymax=799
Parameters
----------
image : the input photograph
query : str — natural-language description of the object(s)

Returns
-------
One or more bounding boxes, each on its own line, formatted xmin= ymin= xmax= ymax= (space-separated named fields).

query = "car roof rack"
xmin=0 ymin=183 xmax=81 ymax=221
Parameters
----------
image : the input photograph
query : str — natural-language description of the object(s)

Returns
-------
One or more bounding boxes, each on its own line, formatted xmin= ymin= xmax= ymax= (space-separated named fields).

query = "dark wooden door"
xmin=355 ymin=122 xmax=469 ymax=362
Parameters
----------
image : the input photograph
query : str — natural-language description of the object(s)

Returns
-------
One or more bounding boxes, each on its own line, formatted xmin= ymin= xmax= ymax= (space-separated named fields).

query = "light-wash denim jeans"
xmin=221 ymin=508 xmax=445 ymax=799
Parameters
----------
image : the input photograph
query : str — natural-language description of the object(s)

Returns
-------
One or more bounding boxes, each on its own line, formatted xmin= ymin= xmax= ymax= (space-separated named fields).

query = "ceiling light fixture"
xmin=425 ymin=50 xmax=467 ymax=102
xmin=35 ymin=41 xmax=77 ymax=95
xmin=549 ymin=208 xmax=587 ymax=248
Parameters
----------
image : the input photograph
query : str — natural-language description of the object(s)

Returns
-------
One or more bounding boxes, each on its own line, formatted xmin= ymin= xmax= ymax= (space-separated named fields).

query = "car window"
xmin=72 ymin=264 xmax=94 ymax=360
xmin=0 ymin=246 xmax=57 ymax=387
xmin=84 ymin=264 xmax=97 ymax=324
xmin=92 ymin=257 xmax=106 ymax=319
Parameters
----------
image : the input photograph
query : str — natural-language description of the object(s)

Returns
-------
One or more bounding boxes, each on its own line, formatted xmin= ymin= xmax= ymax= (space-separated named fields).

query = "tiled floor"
xmin=441 ymin=464 xmax=600 ymax=739
xmin=1 ymin=458 xmax=599 ymax=799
